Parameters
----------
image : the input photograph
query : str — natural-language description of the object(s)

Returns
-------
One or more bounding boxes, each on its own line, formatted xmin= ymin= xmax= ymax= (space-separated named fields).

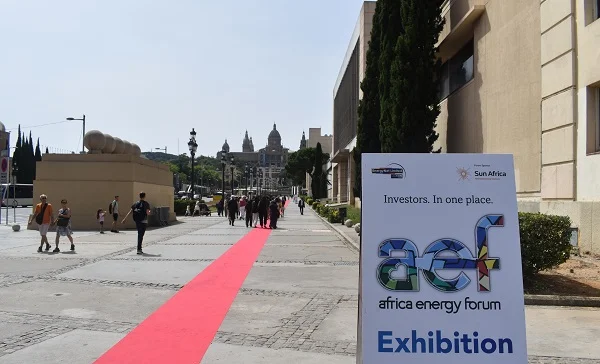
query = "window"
xmin=585 ymin=0 xmax=600 ymax=24
xmin=438 ymin=39 xmax=474 ymax=101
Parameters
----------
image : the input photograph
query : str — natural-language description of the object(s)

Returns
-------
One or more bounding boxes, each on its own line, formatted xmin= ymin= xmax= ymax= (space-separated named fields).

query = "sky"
xmin=0 ymin=0 xmax=366 ymax=157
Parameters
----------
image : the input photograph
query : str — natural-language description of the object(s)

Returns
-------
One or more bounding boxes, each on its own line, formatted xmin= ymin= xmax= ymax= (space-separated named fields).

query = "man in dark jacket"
xmin=258 ymin=196 xmax=269 ymax=228
xmin=227 ymin=197 xmax=239 ymax=226
xmin=245 ymin=198 xmax=253 ymax=227
xmin=298 ymin=198 xmax=305 ymax=215
xmin=269 ymin=199 xmax=280 ymax=229
xmin=252 ymin=196 xmax=260 ymax=227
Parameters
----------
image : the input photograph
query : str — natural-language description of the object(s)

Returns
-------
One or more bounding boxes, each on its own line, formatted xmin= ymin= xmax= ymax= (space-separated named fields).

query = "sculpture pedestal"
xmin=28 ymin=154 xmax=175 ymax=231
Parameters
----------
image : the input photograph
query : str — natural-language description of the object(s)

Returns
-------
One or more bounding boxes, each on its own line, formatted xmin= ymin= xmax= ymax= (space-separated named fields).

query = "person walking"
xmin=258 ymin=195 xmax=268 ymax=228
xmin=54 ymin=199 xmax=74 ymax=252
xmin=109 ymin=196 xmax=120 ymax=233
xmin=239 ymin=197 xmax=247 ymax=221
xmin=29 ymin=194 xmax=54 ymax=253
xmin=97 ymin=208 xmax=106 ymax=233
xmin=245 ymin=197 xmax=253 ymax=227
xmin=298 ymin=198 xmax=305 ymax=215
xmin=121 ymin=192 xmax=151 ymax=255
xmin=227 ymin=196 xmax=239 ymax=226
xmin=252 ymin=196 xmax=260 ymax=227
xmin=269 ymin=199 xmax=280 ymax=229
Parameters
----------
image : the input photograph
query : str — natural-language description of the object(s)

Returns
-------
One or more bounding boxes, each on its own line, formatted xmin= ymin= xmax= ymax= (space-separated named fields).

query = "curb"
xmin=311 ymin=208 xmax=600 ymax=308
xmin=524 ymin=294 xmax=600 ymax=308
xmin=309 ymin=207 xmax=360 ymax=253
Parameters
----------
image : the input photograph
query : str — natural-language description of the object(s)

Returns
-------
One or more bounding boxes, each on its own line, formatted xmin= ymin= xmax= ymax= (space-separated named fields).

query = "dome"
xmin=268 ymin=123 xmax=281 ymax=140
xmin=0 ymin=121 xmax=5 ymax=132
xmin=222 ymin=139 xmax=230 ymax=153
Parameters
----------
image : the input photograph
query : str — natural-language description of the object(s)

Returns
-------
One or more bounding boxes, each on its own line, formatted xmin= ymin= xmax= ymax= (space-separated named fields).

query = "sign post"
xmin=359 ymin=153 xmax=527 ymax=364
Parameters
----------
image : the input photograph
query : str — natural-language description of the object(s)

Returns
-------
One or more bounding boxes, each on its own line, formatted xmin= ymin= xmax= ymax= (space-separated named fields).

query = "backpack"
xmin=108 ymin=201 xmax=114 ymax=214
xmin=35 ymin=203 xmax=48 ymax=225
xmin=132 ymin=201 xmax=146 ymax=222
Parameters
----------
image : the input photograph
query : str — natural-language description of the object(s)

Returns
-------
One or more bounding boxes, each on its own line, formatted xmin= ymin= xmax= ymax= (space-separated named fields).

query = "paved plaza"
xmin=0 ymin=205 xmax=598 ymax=363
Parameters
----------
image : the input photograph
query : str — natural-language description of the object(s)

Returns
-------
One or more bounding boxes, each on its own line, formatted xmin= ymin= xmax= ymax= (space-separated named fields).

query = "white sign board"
xmin=359 ymin=153 xmax=527 ymax=364
xmin=0 ymin=157 xmax=8 ymax=184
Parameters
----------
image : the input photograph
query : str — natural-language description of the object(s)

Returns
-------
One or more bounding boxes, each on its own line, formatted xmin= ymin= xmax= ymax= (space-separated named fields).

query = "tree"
xmin=382 ymin=0 xmax=444 ymax=153
xmin=354 ymin=0 xmax=387 ymax=198
xmin=45 ymin=147 xmax=49 ymax=154
xmin=34 ymin=138 xmax=42 ymax=180
xmin=12 ymin=126 xmax=22 ymax=183
xmin=378 ymin=1 xmax=404 ymax=152
xmin=311 ymin=143 xmax=328 ymax=199
xmin=285 ymin=147 xmax=317 ymax=186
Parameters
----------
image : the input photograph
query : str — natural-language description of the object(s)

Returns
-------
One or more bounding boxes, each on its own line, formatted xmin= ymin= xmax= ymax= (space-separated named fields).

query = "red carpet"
xmin=94 ymin=227 xmax=272 ymax=364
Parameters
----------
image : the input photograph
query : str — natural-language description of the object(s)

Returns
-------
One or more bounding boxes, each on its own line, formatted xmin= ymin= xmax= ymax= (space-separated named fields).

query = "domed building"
xmin=216 ymin=124 xmax=289 ymax=169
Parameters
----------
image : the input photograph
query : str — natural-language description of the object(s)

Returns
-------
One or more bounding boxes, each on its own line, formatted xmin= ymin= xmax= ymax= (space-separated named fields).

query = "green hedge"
xmin=519 ymin=212 xmax=572 ymax=280
xmin=309 ymin=202 xmax=342 ymax=224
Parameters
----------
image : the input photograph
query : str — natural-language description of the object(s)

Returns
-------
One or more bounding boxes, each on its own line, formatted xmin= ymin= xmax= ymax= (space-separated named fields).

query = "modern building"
xmin=331 ymin=0 xmax=600 ymax=252
xmin=331 ymin=1 xmax=376 ymax=205
xmin=435 ymin=0 xmax=600 ymax=253
xmin=300 ymin=128 xmax=333 ymax=197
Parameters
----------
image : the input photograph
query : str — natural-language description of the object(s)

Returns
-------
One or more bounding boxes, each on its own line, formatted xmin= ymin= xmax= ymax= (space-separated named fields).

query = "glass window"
xmin=449 ymin=40 xmax=474 ymax=94
xmin=438 ymin=62 xmax=450 ymax=100
xmin=438 ymin=39 xmax=474 ymax=101
xmin=596 ymin=0 xmax=600 ymax=19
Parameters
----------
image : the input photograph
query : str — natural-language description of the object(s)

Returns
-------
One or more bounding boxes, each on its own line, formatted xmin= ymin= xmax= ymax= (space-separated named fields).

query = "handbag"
xmin=56 ymin=209 xmax=70 ymax=227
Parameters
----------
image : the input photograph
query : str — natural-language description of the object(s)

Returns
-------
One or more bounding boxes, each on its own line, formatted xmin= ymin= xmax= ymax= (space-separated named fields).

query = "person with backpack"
xmin=29 ymin=194 xmax=54 ymax=253
xmin=109 ymin=196 xmax=120 ymax=233
xmin=121 ymin=192 xmax=151 ymax=255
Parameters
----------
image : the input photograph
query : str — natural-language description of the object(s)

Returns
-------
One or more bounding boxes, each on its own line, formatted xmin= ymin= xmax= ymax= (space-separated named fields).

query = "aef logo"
xmin=377 ymin=214 xmax=503 ymax=292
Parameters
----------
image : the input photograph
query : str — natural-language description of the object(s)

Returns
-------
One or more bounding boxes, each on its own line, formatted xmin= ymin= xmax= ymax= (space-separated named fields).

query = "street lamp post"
xmin=66 ymin=114 xmax=85 ymax=153
xmin=187 ymin=129 xmax=197 ymax=199
xmin=250 ymin=167 xmax=255 ymax=196
xmin=258 ymin=169 xmax=263 ymax=196
xmin=230 ymin=155 xmax=235 ymax=196
xmin=221 ymin=151 xmax=227 ymax=202
xmin=244 ymin=164 xmax=248 ymax=195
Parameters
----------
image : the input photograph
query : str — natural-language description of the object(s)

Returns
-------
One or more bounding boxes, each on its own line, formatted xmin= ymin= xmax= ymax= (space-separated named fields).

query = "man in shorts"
xmin=110 ymin=196 xmax=119 ymax=233
xmin=29 ymin=194 xmax=54 ymax=252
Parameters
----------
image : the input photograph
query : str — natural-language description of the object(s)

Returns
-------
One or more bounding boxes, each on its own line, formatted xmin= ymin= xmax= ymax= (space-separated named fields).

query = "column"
xmin=540 ymin=0 xmax=576 ymax=200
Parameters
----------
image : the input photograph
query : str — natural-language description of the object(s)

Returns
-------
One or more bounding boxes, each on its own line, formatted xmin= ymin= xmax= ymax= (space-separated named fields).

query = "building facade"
xmin=331 ymin=1 xmax=376 ymax=205
xmin=216 ymin=124 xmax=290 ymax=169
xmin=216 ymin=124 xmax=290 ymax=195
xmin=301 ymin=128 xmax=333 ymax=197
xmin=332 ymin=0 xmax=600 ymax=252
xmin=435 ymin=0 xmax=600 ymax=253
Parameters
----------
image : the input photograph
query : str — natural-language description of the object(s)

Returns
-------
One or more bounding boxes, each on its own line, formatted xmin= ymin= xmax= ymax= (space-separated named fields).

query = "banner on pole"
xmin=359 ymin=153 xmax=527 ymax=364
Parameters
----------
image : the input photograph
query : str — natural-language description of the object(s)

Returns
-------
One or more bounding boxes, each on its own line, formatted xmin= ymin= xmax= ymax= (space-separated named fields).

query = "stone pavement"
xmin=0 ymin=205 xmax=598 ymax=363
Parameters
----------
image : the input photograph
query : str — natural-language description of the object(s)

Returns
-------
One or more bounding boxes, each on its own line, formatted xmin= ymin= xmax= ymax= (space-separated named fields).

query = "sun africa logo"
xmin=371 ymin=163 xmax=405 ymax=179
xmin=457 ymin=167 xmax=470 ymax=181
